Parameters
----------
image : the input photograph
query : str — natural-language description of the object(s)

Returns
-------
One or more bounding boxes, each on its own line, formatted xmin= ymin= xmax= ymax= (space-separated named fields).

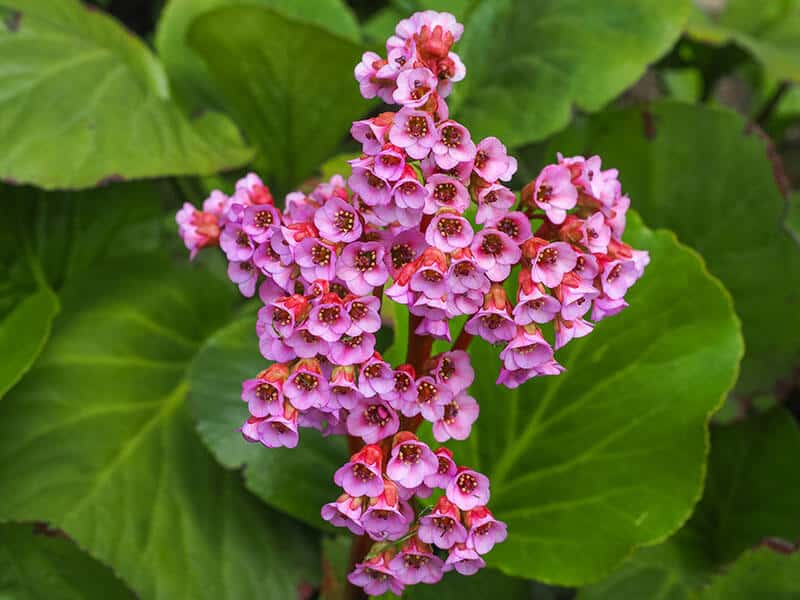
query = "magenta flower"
xmin=351 ymin=118 xmax=387 ymax=155
xmin=432 ymin=120 xmax=476 ymax=169
xmin=374 ymin=145 xmax=407 ymax=180
xmin=386 ymin=365 xmax=417 ymax=408
xmin=574 ymin=252 xmax=600 ymax=280
xmin=410 ymin=249 xmax=448 ymax=298
xmin=531 ymin=164 xmax=578 ymax=224
xmin=354 ymin=51 xmax=390 ymax=101
xmin=592 ymin=295 xmax=629 ymax=321
xmin=582 ymin=211 xmax=611 ymax=253
xmin=554 ymin=317 xmax=594 ymax=350
xmin=431 ymin=350 xmax=474 ymax=393
xmin=446 ymin=467 xmax=490 ymax=511
xmin=389 ymin=537 xmax=445 ymax=585
xmin=470 ymin=228 xmax=521 ymax=281
xmin=487 ymin=211 xmax=533 ymax=245
xmin=465 ymin=506 xmax=508 ymax=555
xmin=433 ymin=392 xmax=479 ymax=442
xmin=313 ymin=196 xmax=362 ymax=243
xmin=386 ymin=433 xmax=439 ymax=488
xmin=559 ymin=279 xmax=600 ymax=321
xmin=465 ymin=285 xmax=516 ymax=342
xmin=393 ymin=66 xmax=438 ymax=107
xmin=346 ymin=397 xmax=400 ymax=443
xmin=447 ymin=249 xmax=490 ymax=295
xmin=348 ymin=552 xmax=405 ymax=596
xmin=531 ymin=241 xmax=578 ymax=288
xmin=306 ymin=294 xmax=351 ymax=342
xmin=227 ymin=260 xmax=258 ymax=297
xmin=418 ymin=496 xmax=467 ymax=549
xmin=334 ymin=444 xmax=384 ymax=498
xmin=255 ymin=406 xmax=299 ymax=449
xmin=473 ymin=137 xmax=517 ymax=182
xmin=426 ymin=210 xmax=474 ymax=252
xmin=391 ymin=175 xmax=428 ymax=211
xmin=241 ymin=364 xmax=287 ymax=418
xmin=444 ymin=543 xmax=485 ymax=575
xmin=424 ymin=174 xmax=470 ymax=214
xmin=514 ymin=272 xmax=561 ymax=324
xmin=405 ymin=375 xmax=452 ymax=421
xmin=337 ymin=241 xmax=389 ymax=295
xmin=389 ymin=107 xmax=437 ymax=159
xmin=285 ymin=327 xmax=330 ymax=359
xmin=329 ymin=365 xmax=362 ymax=410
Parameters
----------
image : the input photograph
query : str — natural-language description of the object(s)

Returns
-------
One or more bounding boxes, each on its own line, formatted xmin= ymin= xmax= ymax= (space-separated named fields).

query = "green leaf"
xmin=189 ymin=309 xmax=346 ymax=528
xmin=0 ymin=0 xmax=252 ymax=190
xmin=698 ymin=547 xmax=800 ymax=600
xmin=188 ymin=6 xmax=369 ymax=192
xmin=0 ymin=256 xmax=320 ymax=599
xmin=577 ymin=408 xmax=800 ymax=599
xmin=0 ymin=523 xmax=136 ymax=599
xmin=545 ymin=101 xmax=800 ymax=395
xmin=447 ymin=0 xmax=689 ymax=147
xmin=449 ymin=215 xmax=742 ymax=585
xmin=688 ymin=1 xmax=800 ymax=82
xmin=402 ymin=568 xmax=534 ymax=599
xmin=155 ymin=0 xmax=361 ymax=111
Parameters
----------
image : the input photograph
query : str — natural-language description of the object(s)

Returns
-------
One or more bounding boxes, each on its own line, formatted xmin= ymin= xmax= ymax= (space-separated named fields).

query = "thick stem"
xmin=452 ymin=322 xmax=474 ymax=352
xmin=345 ymin=534 xmax=373 ymax=600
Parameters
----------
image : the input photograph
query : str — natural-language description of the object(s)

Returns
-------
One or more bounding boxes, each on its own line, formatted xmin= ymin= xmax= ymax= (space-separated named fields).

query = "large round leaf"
xmin=546 ymin=101 xmax=800 ymax=394
xmin=155 ymin=0 xmax=360 ymax=111
xmin=0 ymin=256 xmax=320 ymax=599
xmin=578 ymin=407 xmax=800 ymax=599
xmin=688 ymin=1 xmax=800 ymax=82
xmin=188 ymin=6 xmax=369 ymax=193
xmin=450 ymin=0 xmax=690 ymax=147
xmin=0 ymin=0 xmax=252 ymax=189
xmin=698 ymin=547 xmax=800 ymax=600
xmin=189 ymin=310 xmax=346 ymax=528
xmin=447 ymin=216 xmax=742 ymax=584
xmin=0 ymin=523 xmax=136 ymax=599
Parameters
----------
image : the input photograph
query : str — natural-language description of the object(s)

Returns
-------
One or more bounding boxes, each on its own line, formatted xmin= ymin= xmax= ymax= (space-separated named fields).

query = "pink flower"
xmin=241 ymin=364 xmax=288 ymax=418
xmin=424 ymin=447 xmax=458 ymax=489
xmin=374 ymin=145 xmax=407 ymax=180
xmin=582 ymin=211 xmax=611 ymax=253
xmin=431 ymin=350 xmax=474 ymax=393
xmin=487 ymin=211 xmax=533 ymax=245
xmin=554 ymin=317 xmax=593 ymax=350
xmin=500 ymin=326 xmax=554 ymax=371
xmin=405 ymin=376 xmax=452 ymax=421
xmin=433 ymin=392 xmax=479 ymax=442
xmin=389 ymin=537 xmax=445 ymax=585
xmin=227 ymin=260 xmax=258 ymax=298
xmin=351 ymin=118 xmax=387 ymax=155
xmin=530 ymin=164 xmax=578 ymax=224
xmin=476 ymin=183 xmax=516 ymax=224
xmin=602 ymin=259 xmax=640 ymax=300
xmin=348 ymin=552 xmax=405 ymax=596
xmin=346 ymin=397 xmax=400 ymax=443
xmin=330 ymin=332 xmax=377 ymax=366
xmin=418 ymin=496 xmax=467 ymax=549
xmin=322 ymin=493 xmax=365 ymax=535
xmin=359 ymin=354 xmax=395 ymax=397
xmin=465 ymin=285 xmax=516 ymax=343
xmin=426 ymin=211 xmax=474 ymax=252
xmin=447 ymin=249 xmax=490 ymax=295
xmin=306 ymin=294 xmax=351 ymax=342
xmin=465 ymin=506 xmax=508 ymax=555
xmin=424 ymin=174 xmax=470 ymax=214
xmin=349 ymin=166 xmax=391 ymax=207
xmin=446 ymin=467 xmax=490 ymax=511
xmin=386 ymin=365 xmax=417 ymax=408
xmin=329 ymin=365 xmax=361 ymax=410
xmin=391 ymin=175 xmax=428 ymax=211
xmin=558 ymin=279 xmax=600 ymax=321
xmin=284 ymin=359 xmax=329 ymax=410
xmin=592 ymin=295 xmax=628 ymax=321
xmin=334 ymin=444 xmax=384 ymax=498
xmin=389 ymin=108 xmax=437 ymax=159
xmin=314 ymin=196 xmax=362 ymax=243
xmin=361 ymin=480 xmax=413 ymax=541
xmin=254 ymin=403 xmax=300 ymax=448
xmin=473 ymin=137 xmax=517 ymax=182
xmin=386 ymin=432 xmax=439 ymax=488
xmin=354 ymin=51 xmax=391 ymax=101
xmin=470 ymin=228 xmax=521 ymax=281
xmin=220 ymin=222 xmax=254 ymax=262
xmin=294 ymin=237 xmax=337 ymax=283
xmin=531 ymin=241 xmax=578 ymax=288
xmin=393 ymin=66 xmax=438 ymax=107
xmin=514 ymin=269 xmax=561 ymax=324
xmin=432 ymin=120 xmax=476 ymax=169
xmin=337 ymin=241 xmax=389 ymax=295
xmin=345 ymin=295 xmax=381 ymax=336
xmin=444 ymin=543 xmax=485 ymax=575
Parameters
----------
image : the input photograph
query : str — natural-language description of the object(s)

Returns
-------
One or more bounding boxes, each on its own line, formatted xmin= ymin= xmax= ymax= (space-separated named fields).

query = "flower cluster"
xmin=176 ymin=9 xmax=648 ymax=597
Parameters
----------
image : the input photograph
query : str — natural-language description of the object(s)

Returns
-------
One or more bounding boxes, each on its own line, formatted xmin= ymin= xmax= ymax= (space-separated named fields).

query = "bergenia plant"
xmin=177 ymin=10 xmax=648 ymax=597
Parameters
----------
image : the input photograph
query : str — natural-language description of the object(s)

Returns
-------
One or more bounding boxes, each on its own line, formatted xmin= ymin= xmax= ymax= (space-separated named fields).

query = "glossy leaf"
xmin=699 ymin=547 xmax=800 ymax=600
xmin=546 ymin=101 xmax=800 ymax=394
xmin=450 ymin=0 xmax=689 ymax=146
xmin=402 ymin=568 xmax=534 ymax=599
xmin=0 ymin=523 xmax=137 ymax=600
xmin=189 ymin=6 xmax=368 ymax=192
xmin=688 ymin=1 xmax=800 ymax=82
xmin=578 ymin=408 xmax=800 ymax=599
xmin=0 ymin=256 xmax=320 ymax=599
xmin=0 ymin=0 xmax=252 ymax=190
xmin=449 ymin=216 xmax=742 ymax=584
xmin=189 ymin=309 xmax=346 ymax=528
xmin=155 ymin=0 xmax=360 ymax=111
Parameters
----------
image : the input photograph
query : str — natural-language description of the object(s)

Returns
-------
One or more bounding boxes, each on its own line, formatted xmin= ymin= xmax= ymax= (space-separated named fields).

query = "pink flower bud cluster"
xmin=175 ymin=9 xmax=648 ymax=596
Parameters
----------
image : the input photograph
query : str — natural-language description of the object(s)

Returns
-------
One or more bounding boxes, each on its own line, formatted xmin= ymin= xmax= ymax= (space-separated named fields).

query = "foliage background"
xmin=1 ymin=0 xmax=799 ymax=598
